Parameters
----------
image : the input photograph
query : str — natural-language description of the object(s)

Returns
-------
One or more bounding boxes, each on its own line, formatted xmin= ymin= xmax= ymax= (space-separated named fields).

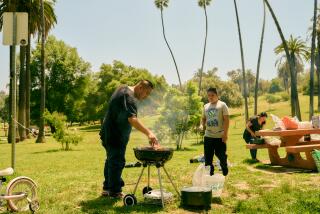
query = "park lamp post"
xmin=2 ymin=12 xmax=28 ymax=169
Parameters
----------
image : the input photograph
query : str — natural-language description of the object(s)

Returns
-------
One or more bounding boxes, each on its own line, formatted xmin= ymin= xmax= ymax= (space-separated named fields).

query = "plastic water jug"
xmin=202 ymin=174 xmax=225 ymax=197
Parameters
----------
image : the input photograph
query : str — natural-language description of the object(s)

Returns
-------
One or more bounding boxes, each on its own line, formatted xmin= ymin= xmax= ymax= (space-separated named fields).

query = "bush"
xmin=44 ymin=110 xmax=82 ymax=151
xmin=265 ymin=94 xmax=281 ymax=104
xmin=279 ymin=92 xmax=289 ymax=101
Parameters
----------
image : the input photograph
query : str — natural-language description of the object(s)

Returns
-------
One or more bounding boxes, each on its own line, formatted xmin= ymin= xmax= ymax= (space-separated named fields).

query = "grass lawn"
xmin=0 ymin=94 xmax=319 ymax=213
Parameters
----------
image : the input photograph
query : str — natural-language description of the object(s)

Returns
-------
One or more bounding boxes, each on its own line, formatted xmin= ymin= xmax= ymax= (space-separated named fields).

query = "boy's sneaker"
xmin=222 ymin=167 xmax=229 ymax=176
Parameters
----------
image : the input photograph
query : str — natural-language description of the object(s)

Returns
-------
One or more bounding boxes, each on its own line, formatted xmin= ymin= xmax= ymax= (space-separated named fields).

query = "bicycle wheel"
xmin=6 ymin=176 xmax=38 ymax=212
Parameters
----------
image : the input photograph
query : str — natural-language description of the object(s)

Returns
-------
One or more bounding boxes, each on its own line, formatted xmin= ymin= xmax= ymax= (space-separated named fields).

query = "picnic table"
xmin=246 ymin=129 xmax=320 ymax=170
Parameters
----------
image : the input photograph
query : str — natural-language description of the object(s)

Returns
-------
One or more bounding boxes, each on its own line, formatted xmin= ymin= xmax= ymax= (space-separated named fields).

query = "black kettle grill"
xmin=123 ymin=147 xmax=180 ymax=208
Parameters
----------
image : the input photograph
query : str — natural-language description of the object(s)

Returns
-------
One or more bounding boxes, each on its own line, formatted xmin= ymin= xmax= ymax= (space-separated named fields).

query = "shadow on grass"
xmin=212 ymin=197 xmax=223 ymax=204
xmin=32 ymin=149 xmax=81 ymax=154
xmin=79 ymin=125 xmax=101 ymax=131
xmin=255 ymin=164 xmax=314 ymax=174
xmin=175 ymin=147 xmax=197 ymax=152
xmin=242 ymin=158 xmax=260 ymax=165
xmin=190 ymin=141 xmax=203 ymax=146
xmin=80 ymin=196 xmax=162 ymax=213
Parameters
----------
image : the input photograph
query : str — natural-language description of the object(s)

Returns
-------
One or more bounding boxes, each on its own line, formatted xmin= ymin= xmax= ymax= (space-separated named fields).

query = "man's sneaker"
xmin=109 ymin=192 xmax=124 ymax=199
xmin=101 ymin=190 xmax=110 ymax=197
xmin=222 ymin=167 xmax=229 ymax=176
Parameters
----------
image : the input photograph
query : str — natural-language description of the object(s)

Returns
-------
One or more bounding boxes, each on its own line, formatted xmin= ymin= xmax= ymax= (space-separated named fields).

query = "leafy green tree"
xmin=197 ymin=0 xmax=212 ymax=95
xmin=155 ymin=82 xmax=202 ymax=150
xmin=154 ymin=0 xmax=182 ymax=89
xmin=196 ymin=68 xmax=243 ymax=107
xmin=268 ymin=78 xmax=283 ymax=94
xmin=254 ymin=1 xmax=266 ymax=115
xmin=233 ymin=0 xmax=249 ymax=122
xmin=30 ymin=36 xmax=91 ymax=124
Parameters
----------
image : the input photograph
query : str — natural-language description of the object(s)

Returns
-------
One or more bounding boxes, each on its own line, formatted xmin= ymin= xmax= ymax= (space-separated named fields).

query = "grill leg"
xmin=133 ymin=166 xmax=145 ymax=195
xmin=162 ymin=166 xmax=180 ymax=197
xmin=148 ymin=165 xmax=150 ymax=188
xmin=157 ymin=167 xmax=165 ymax=208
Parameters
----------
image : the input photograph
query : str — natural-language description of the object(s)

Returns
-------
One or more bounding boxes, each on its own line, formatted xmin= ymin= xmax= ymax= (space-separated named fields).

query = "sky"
xmin=0 ymin=0 xmax=314 ymax=92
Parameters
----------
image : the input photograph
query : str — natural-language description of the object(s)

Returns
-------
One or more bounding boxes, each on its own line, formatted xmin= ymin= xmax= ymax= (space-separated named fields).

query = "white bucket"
xmin=202 ymin=174 xmax=225 ymax=197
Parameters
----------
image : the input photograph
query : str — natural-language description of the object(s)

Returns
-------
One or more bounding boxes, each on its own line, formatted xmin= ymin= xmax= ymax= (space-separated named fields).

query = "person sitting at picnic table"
xmin=243 ymin=112 xmax=268 ymax=161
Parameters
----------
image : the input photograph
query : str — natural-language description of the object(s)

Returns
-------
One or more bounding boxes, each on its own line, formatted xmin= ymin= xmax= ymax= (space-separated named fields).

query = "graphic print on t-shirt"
xmin=207 ymin=108 xmax=219 ymax=127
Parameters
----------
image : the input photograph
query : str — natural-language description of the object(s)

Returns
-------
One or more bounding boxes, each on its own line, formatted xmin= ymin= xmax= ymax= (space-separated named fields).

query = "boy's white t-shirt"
xmin=203 ymin=100 xmax=229 ymax=138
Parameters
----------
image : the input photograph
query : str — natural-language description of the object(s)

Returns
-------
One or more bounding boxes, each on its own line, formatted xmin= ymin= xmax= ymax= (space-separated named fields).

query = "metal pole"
xmin=10 ymin=12 xmax=17 ymax=169
xmin=133 ymin=166 xmax=145 ymax=195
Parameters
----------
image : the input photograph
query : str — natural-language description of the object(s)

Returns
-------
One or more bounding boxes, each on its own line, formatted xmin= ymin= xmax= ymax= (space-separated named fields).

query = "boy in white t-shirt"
xmin=201 ymin=87 xmax=229 ymax=176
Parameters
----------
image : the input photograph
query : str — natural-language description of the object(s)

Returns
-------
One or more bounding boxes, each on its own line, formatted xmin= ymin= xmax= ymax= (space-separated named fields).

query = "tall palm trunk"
xmin=316 ymin=32 xmax=320 ymax=112
xmin=309 ymin=0 xmax=317 ymax=119
xmin=233 ymin=0 xmax=249 ymax=122
xmin=25 ymin=9 xmax=31 ymax=138
xmin=159 ymin=6 xmax=182 ymax=90
xmin=36 ymin=0 xmax=46 ymax=143
xmin=254 ymin=1 xmax=266 ymax=115
xmin=264 ymin=0 xmax=301 ymax=120
xmin=18 ymin=45 xmax=26 ymax=141
xmin=198 ymin=1 xmax=208 ymax=95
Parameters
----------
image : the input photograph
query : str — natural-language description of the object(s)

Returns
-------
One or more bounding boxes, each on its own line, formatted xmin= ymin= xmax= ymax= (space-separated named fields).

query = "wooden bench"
xmin=285 ymin=144 xmax=320 ymax=153
xmin=246 ymin=143 xmax=279 ymax=149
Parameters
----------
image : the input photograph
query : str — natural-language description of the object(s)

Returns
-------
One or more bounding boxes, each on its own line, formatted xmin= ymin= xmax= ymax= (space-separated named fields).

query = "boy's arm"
xmin=223 ymin=115 xmax=229 ymax=143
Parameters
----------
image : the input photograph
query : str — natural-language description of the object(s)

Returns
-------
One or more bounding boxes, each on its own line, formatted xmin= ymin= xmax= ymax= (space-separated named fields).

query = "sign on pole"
xmin=2 ymin=12 xmax=28 ymax=46
xmin=2 ymin=12 xmax=28 ymax=169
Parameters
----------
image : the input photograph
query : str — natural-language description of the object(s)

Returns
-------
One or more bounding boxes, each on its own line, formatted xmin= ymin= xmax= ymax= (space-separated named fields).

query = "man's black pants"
xmin=204 ymin=137 xmax=228 ymax=176
xmin=103 ymin=142 xmax=126 ymax=193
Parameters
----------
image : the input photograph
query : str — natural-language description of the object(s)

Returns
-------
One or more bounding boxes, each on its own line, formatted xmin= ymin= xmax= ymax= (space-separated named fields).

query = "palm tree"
xmin=154 ymin=0 xmax=182 ymax=90
xmin=27 ymin=0 xmax=56 ymax=139
xmin=254 ymin=1 xmax=266 ymax=115
xmin=233 ymin=0 xmax=249 ymax=122
xmin=36 ymin=0 xmax=46 ymax=143
xmin=264 ymin=0 xmax=302 ymax=120
xmin=197 ymin=0 xmax=212 ymax=95
xmin=309 ymin=0 xmax=317 ymax=120
xmin=274 ymin=36 xmax=308 ymax=119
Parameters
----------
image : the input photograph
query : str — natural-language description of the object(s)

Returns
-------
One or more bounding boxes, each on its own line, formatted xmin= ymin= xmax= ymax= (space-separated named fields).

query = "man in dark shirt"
xmin=99 ymin=80 xmax=159 ymax=198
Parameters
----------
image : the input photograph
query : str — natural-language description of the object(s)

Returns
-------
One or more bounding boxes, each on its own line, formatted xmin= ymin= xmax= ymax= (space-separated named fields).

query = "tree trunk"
xmin=254 ymin=1 xmax=266 ymax=115
xmin=25 ymin=14 xmax=31 ymax=138
xmin=198 ymin=1 xmax=208 ymax=95
xmin=233 ymin=0 xmax=249 ymax=122
xmin=160 ymin=6 xmax=182 ymax=90
xmin=316 ymin=32 xmax=320 ymax=112
xmin=36 ymin=0 xmax=46 ymax=143
xmin=18 ymin=46 xmax=26 ymax=141
xmin=264 ymin=0 xmax=300 ymax=120
xmin=309 ymin=0 xmax=317 ymax=120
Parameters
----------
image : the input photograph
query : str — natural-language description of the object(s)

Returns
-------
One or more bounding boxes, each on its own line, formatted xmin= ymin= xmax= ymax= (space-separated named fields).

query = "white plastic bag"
xmin=264 ymin=136 xmax=281 ymax=146
xmin=271 ymin=114 xmax=286 ymax=130
xmin=192 ymin=163 xmax=210 ymax=186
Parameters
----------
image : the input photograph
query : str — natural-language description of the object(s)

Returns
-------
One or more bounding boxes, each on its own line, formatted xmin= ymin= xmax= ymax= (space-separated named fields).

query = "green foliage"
xmin=279 ymin=92 xmax=289 ymax=101
xmin=155 ymin=82 xmax=203 ymax=149
xmin=194 ymin=68 xmax=243 ymax=107
xmin=265 ymin=94 xmax=281 ymax=104
xmin=268 ymin=78 xmax=283 ymax=93
xmin=95 ymin=61 xmax=169 ymax=119
xmin=30 ymin=36 xmax=91 ymax=124
xmin=44 ymin=110 xmax=82 ymax=151
xmin=0 ymin=91 xmax=8 ymax=122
